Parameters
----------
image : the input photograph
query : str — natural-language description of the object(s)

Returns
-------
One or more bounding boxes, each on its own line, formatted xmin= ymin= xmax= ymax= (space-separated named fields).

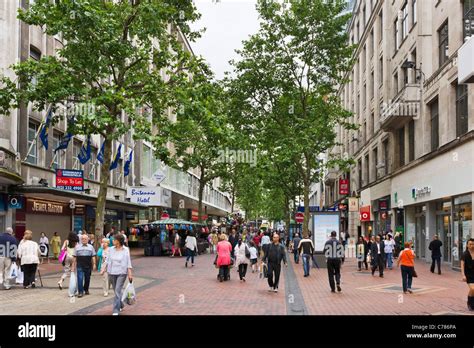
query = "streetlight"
xmin=401 ymin=60 xmax=426 ymax=120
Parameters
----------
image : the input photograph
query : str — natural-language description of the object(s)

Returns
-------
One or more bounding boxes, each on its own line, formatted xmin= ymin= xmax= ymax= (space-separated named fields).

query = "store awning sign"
xmin=56 ymin=169 xmax=84 ymax=192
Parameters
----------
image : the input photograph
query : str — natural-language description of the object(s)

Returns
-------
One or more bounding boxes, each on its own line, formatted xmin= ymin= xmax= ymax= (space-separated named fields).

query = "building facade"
xmin=325 ymin=0 xmax=474 ymax=268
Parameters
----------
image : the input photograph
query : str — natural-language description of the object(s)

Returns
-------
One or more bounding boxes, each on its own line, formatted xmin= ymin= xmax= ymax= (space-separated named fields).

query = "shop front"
xmin=85 ymin=206 xmax=123 ymax=235
xmin=373 ymin=196 xmax=391 ymax=235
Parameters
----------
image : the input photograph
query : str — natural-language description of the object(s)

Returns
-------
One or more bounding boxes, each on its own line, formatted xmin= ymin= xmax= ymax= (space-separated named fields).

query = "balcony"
xmin=379 ymin=84 xmax=420 ymax=131
xmin=324 ymin=167 xmax=338 ymax=185
xmin=0 ymin=146 xmax=22 ymax=185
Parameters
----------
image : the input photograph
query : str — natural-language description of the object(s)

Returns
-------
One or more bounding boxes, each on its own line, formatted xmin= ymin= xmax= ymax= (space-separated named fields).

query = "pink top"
xmin=216 ymin=240 xmax=233 ymax=266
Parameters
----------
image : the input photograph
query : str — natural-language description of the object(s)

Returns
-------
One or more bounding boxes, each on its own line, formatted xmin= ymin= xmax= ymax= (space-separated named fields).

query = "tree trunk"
xmin=94 ymin=136 xmax=112 ymax=248
xmin=284 ymin=195 xmax=291 ymax=236
xmin=231 ymin=179 xmax=236 ymax=213
xmin=198 ymin=166 xmax=206 ymax=224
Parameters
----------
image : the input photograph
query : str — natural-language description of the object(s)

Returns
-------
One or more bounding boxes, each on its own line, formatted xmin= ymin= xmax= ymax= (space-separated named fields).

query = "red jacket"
xmin=253 ymin=235 xmax=261 ymax=247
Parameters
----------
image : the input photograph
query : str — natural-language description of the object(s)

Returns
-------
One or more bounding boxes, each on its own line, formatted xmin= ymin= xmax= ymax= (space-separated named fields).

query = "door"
xmin=437 ymin=214 xmax=451 ymax=263
xmin=415 ymin=215 xmax=426 ymax=259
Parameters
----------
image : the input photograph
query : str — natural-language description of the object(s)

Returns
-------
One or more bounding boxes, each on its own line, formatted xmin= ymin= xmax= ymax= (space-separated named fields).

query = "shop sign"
xmin=191 ymin=209 xmax=207 ymax=222
xmin=339 ymin=179 xmax=349 ymax=195
xmin=56 ymin=169 xmax=84 ymax=192
xmin=359 ymin=206 xmax=371 ymax=222
xmin=379 ymin=199 xmax=389 ymax=211
xmin=126 ymin=186 xmax=161 ymax=206
xmin=8 ymin=195 xmax=24 ymax=209
xmin=412 ymin=186 xmax=431 ymax=200
xmin=348 ymin=198 xmax=359 ymax=212
xmin=27 ymin=199 xmax=71 ymax=215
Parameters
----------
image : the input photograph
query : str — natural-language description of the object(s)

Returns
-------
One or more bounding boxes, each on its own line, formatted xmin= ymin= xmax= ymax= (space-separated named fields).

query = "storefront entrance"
xmin=436 ymin=200 xmax=452 ymax=263
xmin=415 ymin=205 xmax=426 ymax=259
xmin=453 ymin=195 xmax=472 ymax=268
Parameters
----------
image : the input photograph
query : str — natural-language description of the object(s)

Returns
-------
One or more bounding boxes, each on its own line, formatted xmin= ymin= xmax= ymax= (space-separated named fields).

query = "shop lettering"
xmin=412 ymin=186 xmax=431 ymax=199
xmin=130 ymin=189 xmax=157 ymax=196
xmin=32 ymin=201 xmax=63 ymax=214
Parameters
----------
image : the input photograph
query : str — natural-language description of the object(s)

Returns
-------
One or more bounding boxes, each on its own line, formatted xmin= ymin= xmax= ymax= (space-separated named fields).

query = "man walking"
xmin=429 ymin=235 xmax=443 ymax=275
xmin=0 ymin=228 xmax=18 ymax=290
xmin=298 ymin=235 xmax=314 ymax=277
xmin=370 ymin=235 xmax=386 ymax=278
xmin=228 ymin=228 xmax=238 ymax=258
xmin=324 ymin=231 xmax=343 ymax=293
xmin=292 ymin=233 xmax=302 ymax=264
xmin=263 ymin=233 xmax=287 ymax=293
xmin=72 ymin=234 xmax=96 ymax=297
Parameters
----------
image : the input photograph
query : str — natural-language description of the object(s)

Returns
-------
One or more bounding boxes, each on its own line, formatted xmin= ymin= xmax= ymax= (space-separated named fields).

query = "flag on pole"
xmin=54 ymin=116 xmax=74 ymax=153
xmin=78 ymin=136 xmax=91 ymax=165
xmin=124 ymin=150 xmax=133 ymax=177
xmin=97 ymin=142 xmax=105 ymax=163
xmin=39 ymin=108 xmax=53 ymax=150
xmin=109 ymin=143 xmax=122 ymax=171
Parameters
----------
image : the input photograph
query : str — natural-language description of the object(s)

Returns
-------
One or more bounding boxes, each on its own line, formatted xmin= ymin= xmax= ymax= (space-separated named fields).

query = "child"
xmin=249 ymin=242 xmax=258 ymax=273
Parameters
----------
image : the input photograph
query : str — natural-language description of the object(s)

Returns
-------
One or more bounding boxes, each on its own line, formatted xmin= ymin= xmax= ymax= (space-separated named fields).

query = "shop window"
xmin=430 ymin=98 xmax=439 ymax=151
xmin=438 ymin=20 xmax=449 ymax=67
xmin=455 ymin=82 xmax=469 ymax=137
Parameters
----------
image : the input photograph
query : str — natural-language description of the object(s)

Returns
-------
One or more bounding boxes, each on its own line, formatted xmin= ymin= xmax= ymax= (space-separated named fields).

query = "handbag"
xmin=412 ymin=268 xmax=418 ymax=277
xmin=58 ymin=249 xmax=67 ymax=263
xmin=245 ymin=245 xmax=251 ymax=259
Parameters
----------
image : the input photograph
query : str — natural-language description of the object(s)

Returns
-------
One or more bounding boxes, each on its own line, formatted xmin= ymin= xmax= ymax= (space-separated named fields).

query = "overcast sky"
xmin=190 ymin=0 xmax=260 ymax=80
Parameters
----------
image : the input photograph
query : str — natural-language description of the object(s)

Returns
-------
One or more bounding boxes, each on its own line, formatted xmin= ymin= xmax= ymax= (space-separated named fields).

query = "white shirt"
xmin=384 ymin=239 xmax=395 ymax=253
xmin=377 ymin=243 xmax=381 ymax=254
xmin=18 ymin=240 xmax=41 ymax=265
xmin=185 ymin=236 xmax=198 ymax=251
xmin=261 ymin=235 xmax=271 ymax=245
xmin=39 ymin=236 xmax=49 ymax=245
xmin=249 ymin=246 xmax=258 ymax=259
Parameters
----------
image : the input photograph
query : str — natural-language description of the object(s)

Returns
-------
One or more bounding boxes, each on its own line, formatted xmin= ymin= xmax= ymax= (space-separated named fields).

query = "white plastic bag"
xmin=8 ymin=263 xmax=18 ymax=280
xmin=16 ymin=268 xmax=24 ymax=284
xmin=68 ymin=271 xmax=77 ymax=297
xmin=121 ymin=281 xmax=136 ymax=305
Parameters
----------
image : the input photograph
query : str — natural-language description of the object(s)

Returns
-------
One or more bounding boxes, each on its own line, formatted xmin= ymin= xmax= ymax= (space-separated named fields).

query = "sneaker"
xmin=331 ymin=289 xmax=336 ymax=293
xmin=85 ymin=291 xmax=90 ymax=295
xmin=407 ymin=289 xmax=413 ymax=294
xmin=31 ymin=283 xmax=36 ymax=288
xmin=273 ymin=288 xmax=278 ymax=293
xmin=379 ymin=274 xmax=384 ymax=278
xmin=337 ymin=285 xmax=342 ymax=292
xmin=268 ymin=287 xmax=274 ymax=292
xmin=78 ymin=293 xmax=84 ymax=298
xmin=112 ymin=313 xmax=119 ymax=316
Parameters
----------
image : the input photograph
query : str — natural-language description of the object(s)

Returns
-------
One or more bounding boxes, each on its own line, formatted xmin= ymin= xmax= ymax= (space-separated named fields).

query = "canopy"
xmin=135 ymin=218 xmax=206 ymax=227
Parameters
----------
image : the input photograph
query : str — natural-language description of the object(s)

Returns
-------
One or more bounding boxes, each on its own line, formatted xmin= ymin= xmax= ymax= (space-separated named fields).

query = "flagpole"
xmin=23 ymin=104 xmax=52 ymax=162
xmin=48 ymin=151 xmax=58 ymax=170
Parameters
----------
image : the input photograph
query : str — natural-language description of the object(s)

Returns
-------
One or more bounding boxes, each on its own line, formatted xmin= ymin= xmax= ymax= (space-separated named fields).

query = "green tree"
xmin=231 ymin=0 xmax=356 ymax=237
xmin=0 ymin=0 xmax=202 ymax=243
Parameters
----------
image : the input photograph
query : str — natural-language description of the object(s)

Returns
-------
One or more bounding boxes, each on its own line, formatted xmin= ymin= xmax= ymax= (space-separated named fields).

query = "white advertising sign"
xmin=127 ymin=187 xmax=161 ymax=206
xmin=312 ymin=213 xmax=340 ymax=252
xmin=152 ymin=169 xmax=166 ymax=184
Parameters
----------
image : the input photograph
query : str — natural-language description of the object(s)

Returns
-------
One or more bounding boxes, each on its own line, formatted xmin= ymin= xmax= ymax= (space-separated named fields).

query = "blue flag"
xmin=124 ymin=150 xmax=133 ymax=177
xmin=109 ymin=143 xmax=122 ymax=171
xmin=97 ymin=142 xmax=105 ymax=163
xmin=78 ymin=136 xmax=91 ymax=165
xmin=39 ymin=108 xmax=53 ymax=150
xmin=54 ymin=132 xmax=72 ymax=153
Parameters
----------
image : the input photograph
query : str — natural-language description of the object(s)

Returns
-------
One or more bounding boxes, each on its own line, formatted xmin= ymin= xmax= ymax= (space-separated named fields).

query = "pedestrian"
xmin=260 ymin=231 xmax=271 ymax=257
xmin=249 ymin=242 xmax=258 ymax=273
xmin=57 ymin=232 xmax=78 ymax=291
xmin=72 ymin=234 xmax=96 ymax=298
xmin=384 ymin=234 xmax=395 ymax=270
xmin=262 ymin=233 xmax=287 ymax=293
xmin=397 ymin=242 xmax=416 ymax=294
xmin=88 ymin=233 xmax=95 ymax=246
xmin=107 ymin=233 xmax=133 ymax=315
xmin=298 ymin=235 xmax=315 ymax=277
xmin=216 ymin=233 xmax=233 ymax=282
xmin=394 ymin=232 xmax=402 ymax=258
xmin=356 ymin=236 xmax=368 ymax=271
xmin=234 ymin=238 xmax=250 ymax=282
xmin=184 ymin=231 xmax=198 ymax=268
xmin=120 ymin=230 xmax=128 ymax=247
xmin=324 ymin=231 xmax=343 ymax=293
xmin=461 ymin=238 xmax=474 ymax=311
xmin=170 ymin=230 xmax=182 ymax=257
xmin=0 ymin=227 xmax=18 ymax=290
xmin=228 ymin=228 xmax=238 ymax=258
xmin=39 ymin=232 xmax=49 ymax=264
xmin=98 ymin=238 xmax=110 ymax=297
xmin=370 ymin=235 xmax=386 ymax=278
xmin=279 ymin=230 xmax=286 ymax=246
xmin=50 ymin=232 xmax=61 ymax=260
xmin=292 ymin=233 xmax=302 ymax=264
xmin=17 ymin=230 xmax=41 ymax=289
xmin=429 ymin=235 xmax=443 ymax=275
xmin=106 ymin=228 xmax=115 ymax=247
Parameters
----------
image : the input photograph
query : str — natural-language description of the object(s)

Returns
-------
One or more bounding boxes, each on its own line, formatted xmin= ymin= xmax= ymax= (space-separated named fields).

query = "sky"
xmin=190 ymin=0 xmax=260 ymax=80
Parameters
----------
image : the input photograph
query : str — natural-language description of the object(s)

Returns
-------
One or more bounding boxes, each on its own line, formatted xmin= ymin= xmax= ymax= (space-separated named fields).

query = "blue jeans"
xmin=77 ymin=267 xmax=91 ymax=294
xmin=186 ymin=248 xmax=195 ymax=264
xmin=293 ymin=251 xmax=299 ymax=264
xmin=386 ymin=252 xmax=393 ymax=269
xmin=109 ymin=274 xmax=127 ymax=314
xmin=401 ymin=265 xmax=414 ymax=292
xmin=302 ymin=254 xmax=311 ymax=276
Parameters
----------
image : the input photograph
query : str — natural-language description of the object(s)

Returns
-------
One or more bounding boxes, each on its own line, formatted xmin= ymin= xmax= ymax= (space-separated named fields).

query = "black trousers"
xmin=358 ymin=259 xmax=368 ymax=270
xmin=327 ymin=259 xmax=341 ymax=291
xmin=22 ymin=263 xmax=38 ymax=287
xmin=219 ymin=266 xmax=230 ymax=280
xmin=431 ymin=256 xmax=441 ymax=273
xmin=238 ymin=264 xmax=248 ymax=280
xmin=372 ymin=256 xmax=384 ymax=276
xmin=267 ymin=262 xmax=281 ymax=289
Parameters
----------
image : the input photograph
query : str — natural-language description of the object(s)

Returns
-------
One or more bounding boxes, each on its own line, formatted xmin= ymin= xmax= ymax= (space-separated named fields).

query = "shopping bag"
xmin=39 ymin=244 xmax=48 ymax=257
xmin=15 ymin=268 xmax=24 ymax=284
xmin=121 ymin=280 xmax=136 ymax=305
xmin=8 ymin=263 xmax=18 ymax=280
xmin=58 ymin=249 xmax=67 ymax=263
xmin=68 ymin=271 xmax=77 ymax=297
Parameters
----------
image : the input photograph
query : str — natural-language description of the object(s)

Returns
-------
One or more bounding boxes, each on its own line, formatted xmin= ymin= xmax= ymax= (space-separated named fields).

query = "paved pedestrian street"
xmin=1 ymin=250 xmax=472 ymax=316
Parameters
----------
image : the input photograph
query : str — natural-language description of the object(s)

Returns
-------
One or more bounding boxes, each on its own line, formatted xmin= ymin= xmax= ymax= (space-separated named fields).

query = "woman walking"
xmin=234 ymin=238 xmax=250 ymax=282
xmin=107 ymin=234 xmax=133 ymax=315
xmin=39 ymin=232 xmax=49 ymax=264
xmin=356 ymin=236 xmax=368 ymax=271
xmin=216 ymin=234 xmax=233 ymax=282
xmin=171 ymin=230 xmax=182 ymax=257
xmin=384 ymin=234 xmax=395 ymax=270
xmin=397 ymin=242 xmax=416 ymax=294
xmin=461 ymin=238 xmax=474 ymax=311
xmin=249 ymin=242 xmax=258 ymax=273
xmin=57 ymin=232 xmax=78 ymax=291
xmin=51 ymin=232 xmax=61 ymax=260
xmin=98 ymin=238 xmax=110 ymax=297
xmin=17 ymin=230 xmax=41 ymax=289
xmin=184 ymin=231 xmax=198 ymax=268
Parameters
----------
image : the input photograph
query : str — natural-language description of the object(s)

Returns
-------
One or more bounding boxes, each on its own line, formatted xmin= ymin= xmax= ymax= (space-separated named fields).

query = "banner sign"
xmin=56 ymin=169 xmax=84 ymax=192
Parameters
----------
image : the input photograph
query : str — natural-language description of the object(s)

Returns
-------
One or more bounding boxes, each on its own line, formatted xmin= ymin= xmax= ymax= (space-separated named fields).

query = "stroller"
xmin=214 ymin=255 xmax=233 ymax=281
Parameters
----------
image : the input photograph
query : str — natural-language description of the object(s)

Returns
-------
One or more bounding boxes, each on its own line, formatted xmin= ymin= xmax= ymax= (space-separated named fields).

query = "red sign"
xmin=56 ymin=169 xmax=84 ymax=191
xmin=339 ymin=179 xmax=349 ymax=195
xmin=381 ymin=212 xmax=388 ymax=219
xmin=359 ymin=206 xmax=371 ymax=222
xmin=338 ymin=203 xmax=347 ymax=211
xmin=160 ymin=212 xmax=170 ymax=219
xmin=191 ymin=210 xmax=207 ymax=222
xmin=295 ymin=212 xmax=304 ymax=223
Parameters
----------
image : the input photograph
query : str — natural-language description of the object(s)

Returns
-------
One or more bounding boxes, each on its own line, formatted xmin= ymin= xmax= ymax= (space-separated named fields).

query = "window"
xmin=383 ymin=138 xmax=389 ymax=175
xmin=356 ymin=22 xmax=360 ymax=43
xmin=52 ymin=132 xmax=65 ymax=170
xmin=363 ymin=121 xmax=367 ymax=144
xmin=402 ymin=65 xmax=408 ymax=87
xmin=408 ymin=120 xmax=415 ymax=162
xmin=72 ymin=139 xmax=81 ymax=170
xmin=398 ymin=127 xmax=405 ymax=166
xmin=88 ymin=148 xmax=98 ymax=181
xmin=370 ymin=112 xmax=375 ymax=136
xmin=401 ymin=1 xmax=408 ymax=40
xmin=362 ymin=6 xmax=366 ymax=27
xmin=438 ymin=21 xmax=449 ymax=67
xmin=411 ymin=49 xmax=417 ymax=83
xmin=362 ymin=83 xmax=366 ymax=109
xmin=362 ymin=45 xmax=366 ymax=71
xmin=358 ymin=159 xmax=363 ymax=189
xmin=379 ymin=56 xmax=383 ymax=86
xmin=379 ymin=10 xmax=383 ymax=42
xmin=394 ymin=18 xmax=399 ymax=51
xmin=412 ymin=0 xmax=417 ymax=26
xmin=370 ymin=29 xmax=374 ymax=58
xmin=430 ymin=99 xmax=439 ymax=151
xmin=27 ymin=121 xmax=39 ymax=165
xmin=373 ymin=147 xmax=378 ymax=179
xmin=464 ymin=0 xmax=474 ymax=40
xmin=393 ymin=72 xmax=399 ymax=96
xmin=364 ymin=154 xmax=370 ymax=184
xmin=456 ymin=83 xmax=469 ymax=137
xmin=370 ymin=71 xmax=374 ymax=100
xmin=29 ymin=46 xmax=41 ymax=86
